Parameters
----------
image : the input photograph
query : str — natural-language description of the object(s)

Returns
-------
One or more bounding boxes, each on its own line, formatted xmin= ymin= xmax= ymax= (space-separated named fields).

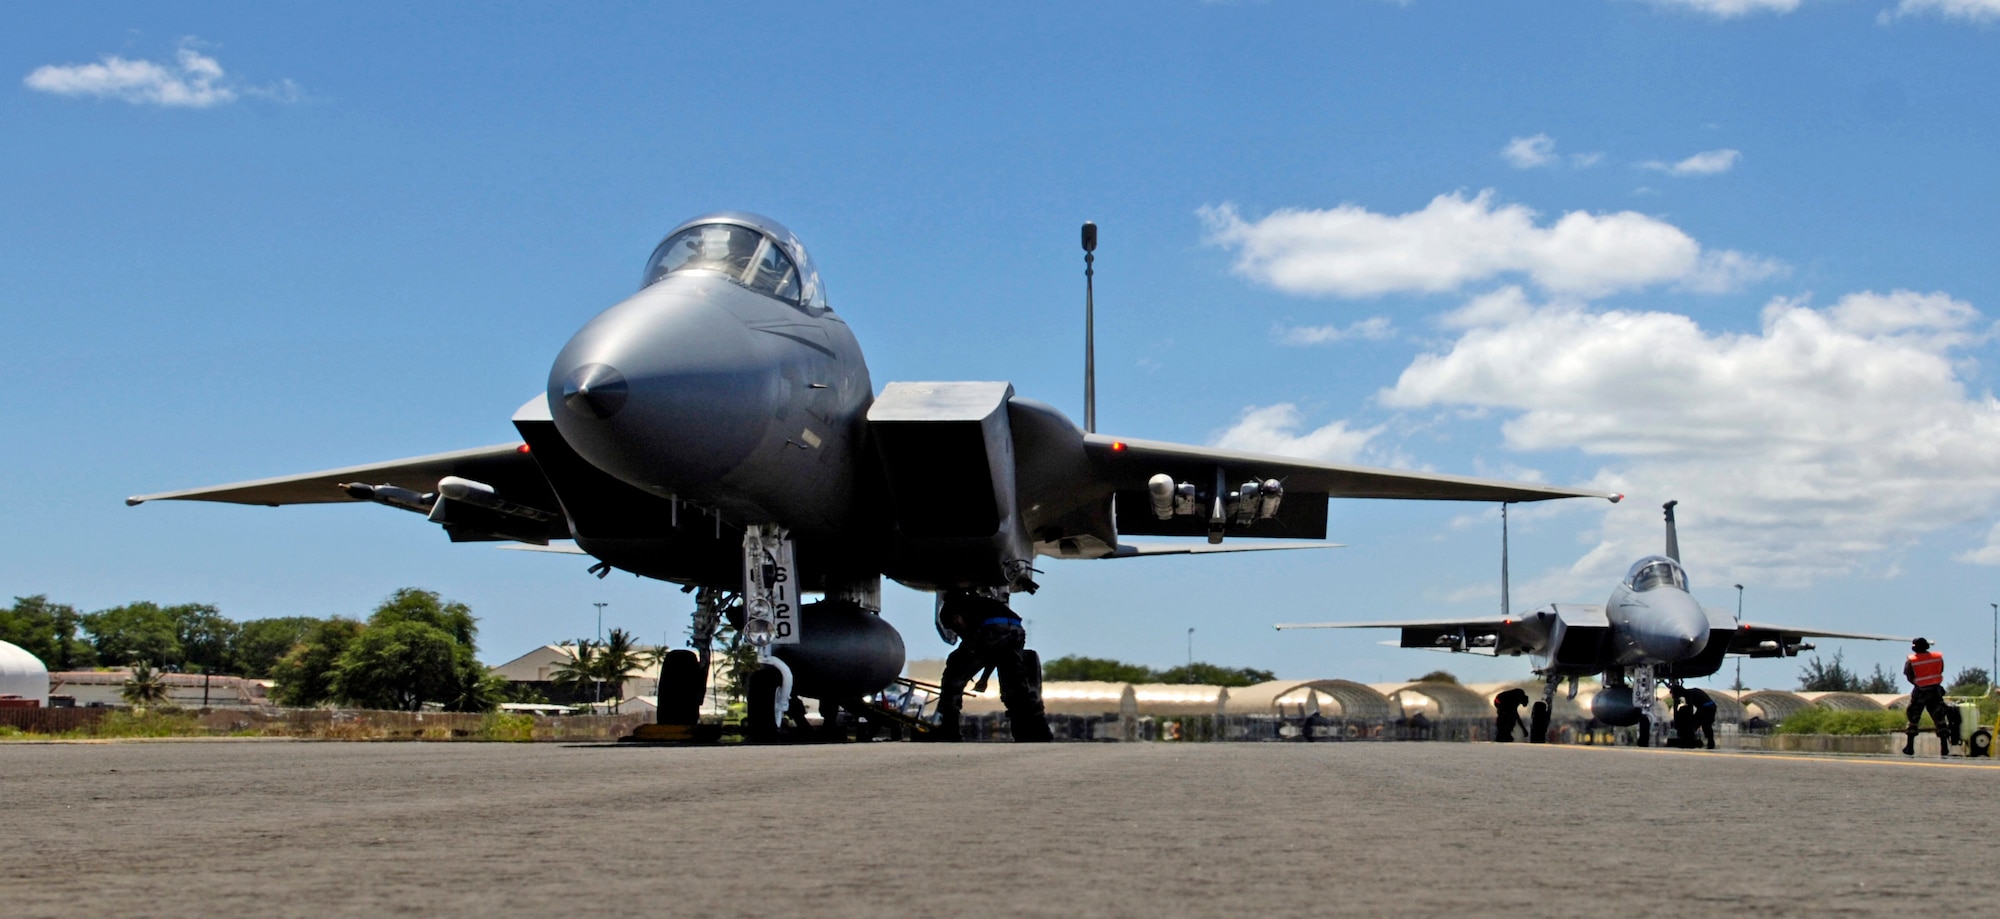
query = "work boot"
xmin=1902 ymin=735 xmax=1916 ymax=756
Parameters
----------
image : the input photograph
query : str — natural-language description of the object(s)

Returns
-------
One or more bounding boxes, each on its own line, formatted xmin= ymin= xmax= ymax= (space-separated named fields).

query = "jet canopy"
xmin=641 ymin=212 xmax=826 ymax=310
xmin=1624 ymin=556 xmax=1689 ymax=593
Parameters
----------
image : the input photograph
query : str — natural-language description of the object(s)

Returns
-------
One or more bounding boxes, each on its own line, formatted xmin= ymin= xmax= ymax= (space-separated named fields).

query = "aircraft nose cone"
xmin=561 ymin=363 xmax=628 ymax=419
xmin=549 ymin=287 xmax=775 ymax=491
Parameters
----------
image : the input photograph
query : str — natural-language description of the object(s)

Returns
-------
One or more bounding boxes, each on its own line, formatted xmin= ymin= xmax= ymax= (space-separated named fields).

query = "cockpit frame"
xmin=641 ymin=211 xmax=828 ymax=313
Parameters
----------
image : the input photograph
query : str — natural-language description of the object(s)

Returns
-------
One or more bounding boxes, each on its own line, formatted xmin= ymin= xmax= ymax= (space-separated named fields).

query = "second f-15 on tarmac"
xmin=1278 ymin=501 xmax=1900 ymax=745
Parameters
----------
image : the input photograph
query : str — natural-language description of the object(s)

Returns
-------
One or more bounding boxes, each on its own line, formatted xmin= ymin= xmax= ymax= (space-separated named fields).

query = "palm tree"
xmin=121 ymin=661 xmax=169 ymax=711
xmin=593 ymin=628 xmax=654 ymax=702
xmin=549 ymin=640 xmax=601 ymax=704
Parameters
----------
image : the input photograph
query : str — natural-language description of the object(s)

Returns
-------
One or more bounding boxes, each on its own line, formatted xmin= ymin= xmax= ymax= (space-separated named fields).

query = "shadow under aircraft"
xmin=1278 ymin=501 xmax=1901 ymax=745
xmin=130 ymin=212 xmax=1615 ymax=738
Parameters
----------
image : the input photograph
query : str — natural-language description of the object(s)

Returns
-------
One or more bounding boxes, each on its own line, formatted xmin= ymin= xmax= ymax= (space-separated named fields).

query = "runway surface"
xmin=5 ymin=740 xmax=1994 ymax=917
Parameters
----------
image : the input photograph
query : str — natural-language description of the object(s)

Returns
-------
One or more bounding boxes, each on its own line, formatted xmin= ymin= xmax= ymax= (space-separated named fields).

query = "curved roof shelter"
xmin=1223 ymin=680 xmax=1392 ymax=719
xmin=1799 ymin=691 xmax=1884 ymax=712
xmin=1129 ymin=684 xmax=1229 ymax=717
xmin=1740 ymin=690 xmax=1813 ymax=723
xmin=1469 ymin=681 xmax=1591 ymax=722
xmin=1038 ymin=681 xmax=1136 ymax=717
xmin=1868 ymin=693 xmax=1910 ymax=710
xmin=1379 ymin=681 xmax=1490 ymax=720
xmin=0 ymin=640 xmax=49 ymax=706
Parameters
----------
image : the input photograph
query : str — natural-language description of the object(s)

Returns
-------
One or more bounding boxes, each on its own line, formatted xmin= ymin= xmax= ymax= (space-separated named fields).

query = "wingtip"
xmin=1607 ymin=493 xmax=1624 ymax=504
xmin=125 ymin=496 xmax=144 ymax=507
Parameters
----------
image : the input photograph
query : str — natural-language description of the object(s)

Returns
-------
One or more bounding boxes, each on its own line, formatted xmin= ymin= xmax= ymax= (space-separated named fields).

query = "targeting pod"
xmin=1258 ymin=479 xmax=1283 ymax=518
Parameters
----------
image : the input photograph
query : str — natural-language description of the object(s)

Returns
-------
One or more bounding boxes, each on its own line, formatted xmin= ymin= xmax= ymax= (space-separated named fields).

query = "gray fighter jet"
xmin=129 ymin=211 xmax=1615 ymax=735
xmin=1277 ymin=501 xmax=1900 ymax=745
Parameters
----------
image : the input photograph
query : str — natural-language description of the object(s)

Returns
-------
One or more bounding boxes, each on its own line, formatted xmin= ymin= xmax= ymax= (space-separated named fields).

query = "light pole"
xmin=592 ymin=601 xmax=608 ymax=706
xmin=1082 ymin=221 xmax=1097 ymax=434
xmin=593 ymin=602 xmax=607 ymax=644
xmin=1734 ymin=584 xmax=1745 ymax=699
xmin=1990 ymin=602 xmax=1996 ymax=696
xmin=1186 ymin=627 xmax=1195 ymax=677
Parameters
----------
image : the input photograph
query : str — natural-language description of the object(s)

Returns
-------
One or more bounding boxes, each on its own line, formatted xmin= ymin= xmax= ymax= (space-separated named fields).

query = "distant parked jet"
xmin=1277 ymin=502 xmax=1900 ymax=745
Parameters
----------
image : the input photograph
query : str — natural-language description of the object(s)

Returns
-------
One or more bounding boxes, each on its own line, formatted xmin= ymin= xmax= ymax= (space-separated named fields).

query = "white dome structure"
xmin=0 ymin=640 xmax=51 ymax=706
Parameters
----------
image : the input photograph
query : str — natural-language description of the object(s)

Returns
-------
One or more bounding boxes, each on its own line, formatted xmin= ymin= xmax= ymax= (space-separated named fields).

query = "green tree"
xmin=1947 ymin=667 xmax=1991 ymax=696
xmin=367 ymin=588 xmax=477 ymax=647
xmin=1412 ymin=670 xmax=1461 ymax=684
xmin=170 ymin=604 xmax=238 ymax=674
xmin=330 ymin=620 xmax=466 ymax=712
xmin=1040 ymin=655 xmax=1159 ymax=683
xmin=1799 ymin=651 xmax=1861 ymax=692
xmin=592 ymin=628 xmax=653 ymax=701
xmin=549 ymin=639 xmax=603 ymax=701
xmin=1157 ymin=662 xmax=1277 ymax=687
xmin=0 ymin=595 xmax=93 ymax=670
xmin=1859 ymin=663 xmax=1898 ymax=694
xmin=121 ymin=661 xmax=169 ymax=710
xmin=270 ymin=618 xmax=364 ymax=707
xmin=83 ymin=602 xmax=182 ymax=667
xmin=232 ymin=616 xmax=321 ymax=678
xmin=323 ymin=589 xmax=493 ymax=713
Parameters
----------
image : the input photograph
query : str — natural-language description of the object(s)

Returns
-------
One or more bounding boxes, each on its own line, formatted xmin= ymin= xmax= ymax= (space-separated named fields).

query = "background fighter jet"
xmin=1277 ymin=501 xmax=1900 ymax=745
xmin=129 ymin=212 xmax=1614 ymax=735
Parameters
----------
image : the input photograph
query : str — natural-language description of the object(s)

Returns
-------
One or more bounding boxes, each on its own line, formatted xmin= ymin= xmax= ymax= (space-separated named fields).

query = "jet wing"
xmin=1089 ymin=434 xmax=1619 ymax=503
xmin=1088 ymin=433 xmax=1617 ymax=540
xmin=1109 ymin=541 xmax=1342 ymax=557
xmin=126 ymin=443 xmax=553 ymax=508
xmin=1723 ymin=620 xmax=1906 ymax=659
xmin=1275 ymin=613 xmax=1560 ymax=657
xmin=126 ymin=442 xmax=567 ymax=545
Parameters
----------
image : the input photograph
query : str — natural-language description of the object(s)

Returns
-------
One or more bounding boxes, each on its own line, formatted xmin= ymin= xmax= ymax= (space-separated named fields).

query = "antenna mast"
xmin=1082 ymin=221 xmax=1097 ymax=434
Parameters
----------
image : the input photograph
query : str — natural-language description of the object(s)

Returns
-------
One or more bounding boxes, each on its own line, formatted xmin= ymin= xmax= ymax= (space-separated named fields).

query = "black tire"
xmin=1971 ymin=727 xmax=1993 ymax=758
xmin=659 ymin=649 xmax=703 ymax=725
xmin=1529 ymin=701 xmax=1550 ymax=744
xmin=746 ymin=665 xmax=783 ymax=743
xmin=1636 ymin=719 xmax=1651 ymax=748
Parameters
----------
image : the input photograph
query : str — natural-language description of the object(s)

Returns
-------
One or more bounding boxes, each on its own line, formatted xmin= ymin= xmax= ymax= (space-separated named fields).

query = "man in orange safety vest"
xmin=1903 ymin=637 xmax=1957 ymax=757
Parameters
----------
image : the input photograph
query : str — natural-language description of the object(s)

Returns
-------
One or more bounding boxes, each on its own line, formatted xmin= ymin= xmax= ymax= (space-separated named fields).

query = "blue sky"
xmin=6 ymin=1 xmax=2000 ymax=688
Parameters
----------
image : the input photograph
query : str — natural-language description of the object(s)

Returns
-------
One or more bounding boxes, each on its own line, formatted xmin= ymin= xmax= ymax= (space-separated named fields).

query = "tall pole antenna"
xmin=1990 ymin=602 xmax=1995 ymax=695
xmin=1500 ymin=503 xmax=1510 ymax=621
xmin=1082 ymin=221 xmax=1097 ymax=434
xmin=1735 ymin=585 xmax=1745 ymax=698
xmin=593 ymin=601 xmax=607 ymax=644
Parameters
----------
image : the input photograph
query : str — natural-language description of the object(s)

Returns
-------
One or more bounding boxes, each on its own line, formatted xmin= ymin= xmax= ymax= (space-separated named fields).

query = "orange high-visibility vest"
xmin=1908 ymin=652 xmax=1945 ymax=687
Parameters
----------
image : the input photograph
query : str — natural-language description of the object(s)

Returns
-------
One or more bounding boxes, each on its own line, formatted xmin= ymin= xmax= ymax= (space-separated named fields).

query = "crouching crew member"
xmin=1668 ymin=685 xmax=1717 ymax=749
xmin=1903 ymin=637 xmax=1956 ymax=757
xmin=1493 ymin=687 xmax=1529 ymax=743
xmin=933 ymin=590 xmax=1053 ymax=743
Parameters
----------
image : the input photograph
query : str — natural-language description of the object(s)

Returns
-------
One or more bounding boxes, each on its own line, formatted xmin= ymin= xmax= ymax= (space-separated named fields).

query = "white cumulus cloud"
xmin=1200 ymin=191 xmax=1783 ymax=298
xmin=1378 ymin=287 xmax=2000 ymax=592
xmin=23 ymin=41 xmax=296 ymax=108
xmin=1641 ymin=149 xmax=1742 ymax=176
xmin=1211 ymin=404 xmax=1382 ymax=464
xmin=1889 ymin=0 xmax=2000 ymax=21
xmin=1502 ymin=134 xmax=1558 ymax=169
xmin=1644 ymin=0 xmax=1803 ymax=16
xmin=1276 ymin=317 xmax=1396 ymax=345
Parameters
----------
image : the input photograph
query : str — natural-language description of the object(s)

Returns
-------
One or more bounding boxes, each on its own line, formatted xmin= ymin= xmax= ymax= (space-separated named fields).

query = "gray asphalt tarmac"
xmin=4 ymin=740 xmax=1994 ymax=917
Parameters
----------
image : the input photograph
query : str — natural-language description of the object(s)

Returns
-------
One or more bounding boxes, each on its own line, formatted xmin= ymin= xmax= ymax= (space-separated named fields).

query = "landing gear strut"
xmin=1629 ymin=665 xmax=1665 ymax=748
xmin=741 ymin=524 xmax=799 ymax=742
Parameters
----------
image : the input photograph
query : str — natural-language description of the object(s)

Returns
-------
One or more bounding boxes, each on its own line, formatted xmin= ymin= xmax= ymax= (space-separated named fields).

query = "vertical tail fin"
xmin=1662 ymin=500 xmax=1680 ymax=563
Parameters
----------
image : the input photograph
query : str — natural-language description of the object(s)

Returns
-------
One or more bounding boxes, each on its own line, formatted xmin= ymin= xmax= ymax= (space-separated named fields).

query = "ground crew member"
xmin=933 ymin=590 xmax=1053 ymax=743
xmin=1493 ymin=687 xmax=1529 ymax=742
xmin=1668 ymin=685 xmax=1717 ymax=749
xmin=1903 ymin=637 xmax=1956 ymax=757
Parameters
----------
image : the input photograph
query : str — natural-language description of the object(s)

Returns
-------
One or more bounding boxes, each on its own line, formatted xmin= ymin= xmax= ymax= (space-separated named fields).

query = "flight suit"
xmin=1904 ymin=651 xmax=1955 ymax=755
xmin=934 ymin=593 xmax=1052 ymax=743
xmin=1671 ymin=686 xmax=1717 ymax=749
xmin=1492 ymin=688 xmax=1529 ymax=742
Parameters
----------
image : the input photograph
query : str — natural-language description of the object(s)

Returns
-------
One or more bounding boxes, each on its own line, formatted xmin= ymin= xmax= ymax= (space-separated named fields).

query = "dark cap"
xmin=1912 ymin=637 xmax=1931 ymax=651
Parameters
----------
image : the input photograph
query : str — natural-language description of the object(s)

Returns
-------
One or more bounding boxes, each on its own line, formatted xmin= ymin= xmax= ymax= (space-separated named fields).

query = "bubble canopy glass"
xmin=1625 ymin=556 xmax=1689 ymax=592
xmin=641 ymin=216 xmax=824 ymax=309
